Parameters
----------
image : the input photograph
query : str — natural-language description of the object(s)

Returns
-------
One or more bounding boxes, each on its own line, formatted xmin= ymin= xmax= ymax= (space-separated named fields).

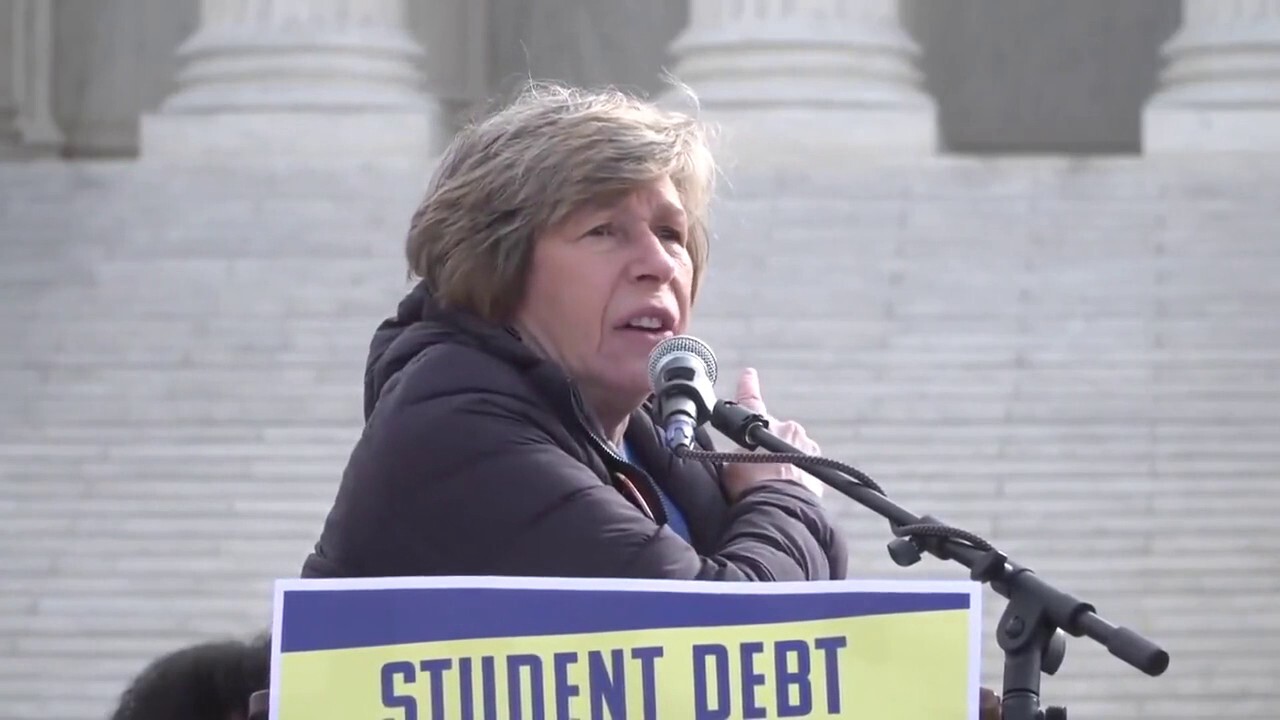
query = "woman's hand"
xmin=981 ymin=687 xmax=1002 ymax=720
xmin=720 ymin=368 xmax=825 ymax=501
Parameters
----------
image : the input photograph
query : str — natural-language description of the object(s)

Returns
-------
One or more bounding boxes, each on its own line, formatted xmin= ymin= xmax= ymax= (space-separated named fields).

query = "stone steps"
xmin=2 ymin=156 xmax=1279 ymax=719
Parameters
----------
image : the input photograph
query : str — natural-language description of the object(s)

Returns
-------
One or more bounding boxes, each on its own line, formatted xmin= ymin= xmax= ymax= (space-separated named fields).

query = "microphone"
xmin=647 ymin=335 xmax=719 ymax=450
xmin=646 ymin=334 xmax=1170 ymax=720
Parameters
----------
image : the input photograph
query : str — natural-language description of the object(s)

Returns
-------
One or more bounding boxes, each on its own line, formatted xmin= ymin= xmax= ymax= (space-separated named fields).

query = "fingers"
xmin=734 ymin=368 xmax=820 ymax=455
xmin=735 ymin=367 xmax=766 ymax=414
xmin=728 ymin=367 xmax=826 ymax=498
xmin=773 ymin=420 xmax=817 ymax=454
xmin=773 ymin=419 xmax=824 ymax=497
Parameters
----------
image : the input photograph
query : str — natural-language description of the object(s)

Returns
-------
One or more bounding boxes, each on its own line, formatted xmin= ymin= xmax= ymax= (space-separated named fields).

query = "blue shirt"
xmin=619 ymin=440 xmax=693 ymax=544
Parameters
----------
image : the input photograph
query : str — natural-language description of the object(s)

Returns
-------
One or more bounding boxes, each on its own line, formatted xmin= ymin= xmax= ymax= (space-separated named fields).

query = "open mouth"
xmin=622 ymin=317 xmax=668 ymax=332
xmin=616 ymin=310 xmax=676 ymax=336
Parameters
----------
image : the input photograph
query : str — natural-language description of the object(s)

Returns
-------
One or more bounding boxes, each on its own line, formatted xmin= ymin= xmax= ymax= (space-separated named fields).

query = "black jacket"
xmin=301 ymin=281 xmax=847 ymax=581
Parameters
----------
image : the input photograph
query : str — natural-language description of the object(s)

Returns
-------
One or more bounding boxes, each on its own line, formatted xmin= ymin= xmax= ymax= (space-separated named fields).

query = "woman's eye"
xmin=586 ymin=224 xmax=614 ymax=237
xmin=657 ymin=226 xmax=685 ymax=244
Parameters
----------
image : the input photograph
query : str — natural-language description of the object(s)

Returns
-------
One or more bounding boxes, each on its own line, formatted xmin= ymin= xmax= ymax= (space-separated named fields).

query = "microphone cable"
xmin=672 ymin=443 xmax=996 ymax=555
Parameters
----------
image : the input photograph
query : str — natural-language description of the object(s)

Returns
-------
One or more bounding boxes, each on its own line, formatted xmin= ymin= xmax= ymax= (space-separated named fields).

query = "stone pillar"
xmin=1144 ymin=0 xmax=1280 ymax=152
xmin=0 ymin=0 xmax=65 ymax=159
xmin=140 ymin=0 xmax=443 ymax=164
xmin=661 ymin=0 xmax=937 ymax=165
xmin=51 ymin=0 xmax=197 ymax=158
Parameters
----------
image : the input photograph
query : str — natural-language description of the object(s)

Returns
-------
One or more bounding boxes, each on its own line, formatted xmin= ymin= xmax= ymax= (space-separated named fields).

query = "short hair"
xmin=109 ymin=633 xmax=270 ymax=720
xmin=406 ymin=81 xmax=718 ymax=323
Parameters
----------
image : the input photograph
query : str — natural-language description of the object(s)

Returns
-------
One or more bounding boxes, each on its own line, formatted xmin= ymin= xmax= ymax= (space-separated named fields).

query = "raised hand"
xmin=720 ymin=367 xmax=824 ymax=501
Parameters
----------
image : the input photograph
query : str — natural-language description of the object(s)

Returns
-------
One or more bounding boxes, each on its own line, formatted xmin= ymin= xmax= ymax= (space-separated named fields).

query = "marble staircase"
xmin=1 ymin=156 xmax=1278 ymax=718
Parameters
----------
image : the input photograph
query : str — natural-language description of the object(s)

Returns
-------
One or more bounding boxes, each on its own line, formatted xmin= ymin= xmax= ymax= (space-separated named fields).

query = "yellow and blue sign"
xmin=268 ymin=576 xmax=982 ymax=719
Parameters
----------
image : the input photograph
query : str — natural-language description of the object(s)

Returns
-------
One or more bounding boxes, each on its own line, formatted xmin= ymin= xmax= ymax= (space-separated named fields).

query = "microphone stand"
xmin=700 ymin=401 xmax=1170 ymax=720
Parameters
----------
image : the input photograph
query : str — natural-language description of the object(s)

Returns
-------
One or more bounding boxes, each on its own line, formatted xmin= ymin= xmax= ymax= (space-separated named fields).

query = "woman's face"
xmin=514 ymin=175 xmax=694 ymax=421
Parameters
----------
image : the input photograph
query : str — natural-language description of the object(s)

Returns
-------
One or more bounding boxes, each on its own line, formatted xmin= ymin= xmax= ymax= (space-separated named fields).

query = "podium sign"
xmin=269 ymin=576 xmax=982 ymax=720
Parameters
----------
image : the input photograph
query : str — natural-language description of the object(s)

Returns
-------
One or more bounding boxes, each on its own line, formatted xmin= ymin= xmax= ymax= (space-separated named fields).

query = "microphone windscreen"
xmin=648 ymin=335 xmax=719 ymax=388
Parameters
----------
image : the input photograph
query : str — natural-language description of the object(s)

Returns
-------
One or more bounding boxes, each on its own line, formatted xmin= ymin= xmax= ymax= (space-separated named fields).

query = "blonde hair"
xmin=406 ymin=82 xmax=717 ymax=323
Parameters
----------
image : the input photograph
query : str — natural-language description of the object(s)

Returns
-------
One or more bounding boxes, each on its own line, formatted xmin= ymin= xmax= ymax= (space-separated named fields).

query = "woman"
xmin=301 ymin=82 xmax=846 ymax=582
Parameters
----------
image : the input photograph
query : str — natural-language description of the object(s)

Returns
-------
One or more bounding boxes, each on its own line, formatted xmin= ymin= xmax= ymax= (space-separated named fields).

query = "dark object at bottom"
xmin=248 ymin=689 xmax=269 ymax=720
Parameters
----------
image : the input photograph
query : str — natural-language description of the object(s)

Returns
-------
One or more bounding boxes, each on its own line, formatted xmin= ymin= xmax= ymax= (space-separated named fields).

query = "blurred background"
xmin=1 ymin=0 xmax=1277 ymax=718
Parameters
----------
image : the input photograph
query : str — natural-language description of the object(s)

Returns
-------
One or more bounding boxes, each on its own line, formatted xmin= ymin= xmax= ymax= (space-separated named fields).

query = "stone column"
xmin=1144 ymin=0 xmax=1280 ymax=152
xmin=661 ymin=0 xmax=937 ymax=165
xmin=0 ymin=0 xmax=65 ymax=159
xmin=140 ymin=0 xmax=443 ymax=164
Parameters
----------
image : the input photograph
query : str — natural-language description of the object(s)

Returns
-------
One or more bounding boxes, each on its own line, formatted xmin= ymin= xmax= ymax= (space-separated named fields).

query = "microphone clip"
xmin=708 ymin=400 xmax=770 ymax=451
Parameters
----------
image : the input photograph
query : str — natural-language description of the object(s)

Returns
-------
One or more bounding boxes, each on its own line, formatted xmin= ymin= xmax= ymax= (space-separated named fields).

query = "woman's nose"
xmin=631 ymin=230 xmax=679 ymax=282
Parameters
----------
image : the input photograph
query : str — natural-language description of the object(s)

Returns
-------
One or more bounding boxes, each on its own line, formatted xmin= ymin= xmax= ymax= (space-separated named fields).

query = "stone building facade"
xmin=2 ymin=2 xmax=1279 ymax=720
xmin=4 ymin=0 xmax=1279 ymax=162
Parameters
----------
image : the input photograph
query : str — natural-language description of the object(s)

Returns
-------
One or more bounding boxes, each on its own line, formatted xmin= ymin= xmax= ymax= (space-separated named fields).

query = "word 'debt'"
xmin=381 ymin=635 xmax=850 ymax=719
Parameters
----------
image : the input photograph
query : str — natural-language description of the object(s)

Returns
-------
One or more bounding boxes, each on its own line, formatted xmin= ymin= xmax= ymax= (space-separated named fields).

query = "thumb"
xmin=735 ymin=367 xmax=766 ymax=414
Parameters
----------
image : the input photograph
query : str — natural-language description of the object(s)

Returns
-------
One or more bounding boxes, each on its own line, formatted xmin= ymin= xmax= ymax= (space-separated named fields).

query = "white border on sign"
xmin=267 ymin=575 xmax=984 ymax=720
xmin=273 ymin=573 xmax=979 ymax=596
